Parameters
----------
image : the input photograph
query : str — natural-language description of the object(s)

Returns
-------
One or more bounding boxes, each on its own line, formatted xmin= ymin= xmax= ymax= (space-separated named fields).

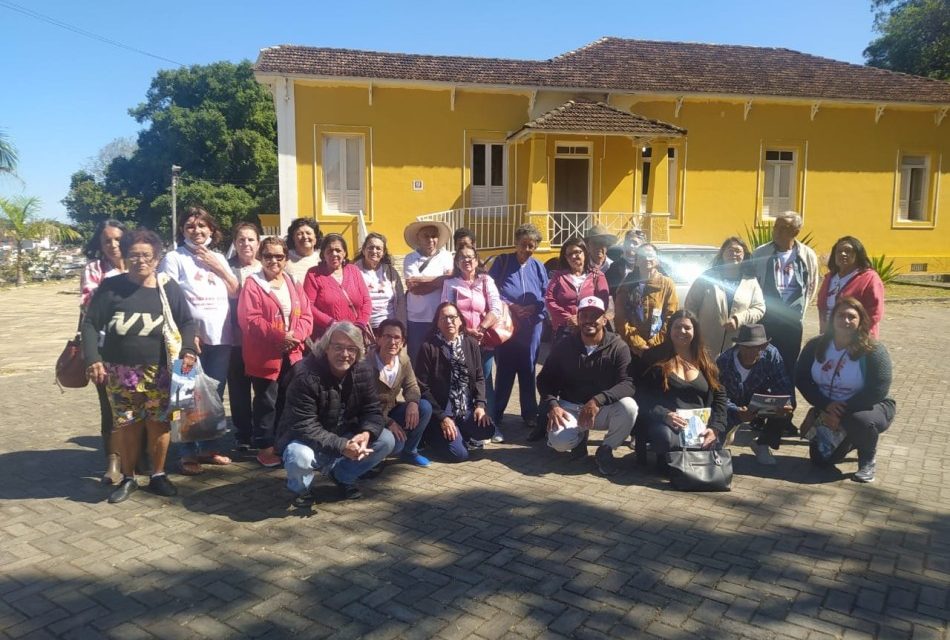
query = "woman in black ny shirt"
xmin=82 ymin=228 xmax=196 ymax=504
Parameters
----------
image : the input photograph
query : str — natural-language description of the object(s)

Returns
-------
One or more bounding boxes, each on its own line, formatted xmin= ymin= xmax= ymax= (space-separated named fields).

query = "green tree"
xmin=61 ymin=171 xmax=140 ymax=236
xmin=149 ymin=179 xmax=257 ymax=240
xmin=0 ymin=129 xmax=18 ymax=176
xmin=864 ymin=0 xmax=950 ymax=79
xmin=0 ymin=196 xmax=80 ymax=285
xmin=64 ymin=61 xmax=277 ymax=232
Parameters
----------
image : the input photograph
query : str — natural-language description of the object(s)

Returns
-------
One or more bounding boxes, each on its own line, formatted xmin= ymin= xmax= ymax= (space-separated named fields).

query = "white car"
xmin=608 ymin=243 xmax=720 ymax=300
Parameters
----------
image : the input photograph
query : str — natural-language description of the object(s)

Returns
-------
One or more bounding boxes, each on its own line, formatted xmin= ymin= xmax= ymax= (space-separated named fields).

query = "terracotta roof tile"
xmin=509 ymin=100 xmax=685 ymax=139
xmin=255 ymin=37 xmax=950 ymax=104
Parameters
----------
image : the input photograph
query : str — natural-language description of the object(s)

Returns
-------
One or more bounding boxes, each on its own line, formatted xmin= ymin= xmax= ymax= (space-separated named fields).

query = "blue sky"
xmin=1 ymin=0 xmax=879 ymax=222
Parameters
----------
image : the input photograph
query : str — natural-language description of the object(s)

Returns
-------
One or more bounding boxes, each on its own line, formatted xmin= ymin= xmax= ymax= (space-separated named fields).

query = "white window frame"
xmin=471 ymin=141 xmax=507 ymax=208
xmin=639 ymin=146 xmax=679 ymax=216
xmin=763 ymin=148 xmax=797 ymax=218
xmin=322 ymin=134 xmax=365 ymax=214
xmin=897 ymin=154 xmax=930 ymax=222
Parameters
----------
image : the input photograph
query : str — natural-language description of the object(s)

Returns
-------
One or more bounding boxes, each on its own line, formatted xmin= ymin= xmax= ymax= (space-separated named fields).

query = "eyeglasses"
xmin=328 ymin=342 xmax=360 ymax=356
xmin=440 ymin=314 xmax=460 ymax=322
xmin=380 ymin=334 xmax=403 ymax=342
xmin=127 ymin=253 xmax=154 ymax=262
xmin=262 ymin=253 xmax=286 ymax=261
xmin=459 ymin=256 xmax=476 ymax=262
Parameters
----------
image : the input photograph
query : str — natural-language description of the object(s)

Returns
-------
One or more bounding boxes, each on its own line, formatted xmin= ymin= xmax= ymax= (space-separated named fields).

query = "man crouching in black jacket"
xmin=537 ymin=296 xmax=638 ymax=476
xmin=276 ymin=321 xmax=395 ymax=507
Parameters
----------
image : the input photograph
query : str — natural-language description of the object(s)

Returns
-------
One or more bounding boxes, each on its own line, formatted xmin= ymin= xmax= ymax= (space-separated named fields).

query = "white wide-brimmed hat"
xmin=403 ymin=220 xmax=452 ymax=250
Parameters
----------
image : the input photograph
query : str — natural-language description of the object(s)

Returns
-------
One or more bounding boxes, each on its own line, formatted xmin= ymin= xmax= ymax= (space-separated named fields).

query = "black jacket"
xmin=636 ymin=349 xmax=729 ymax=437
xmin=537 ymin=330 xmax=635 ymax=413
xmin=275 ymin=353 xmax=385 ymax=455
xmin=414 ymin=334 xmax=485 ymax=424
xmin=795 ymin=337 xmax=895 ymax=414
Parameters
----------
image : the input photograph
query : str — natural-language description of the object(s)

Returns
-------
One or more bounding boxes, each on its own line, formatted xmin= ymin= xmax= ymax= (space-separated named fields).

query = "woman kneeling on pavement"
xmin=413 ymin=302 xmax=495 ymax=461
xmin=637 ymin=309 xmax=727 ymax=473
xmin=82 ymin=228 xmax=197 ymax=503
xmin=795 ymin=297 xmax=895 ymax=483
xmin=237 ymin=236 xmax=313 ymax=467
xmin=368 ymin=319 xmax=433 ymax=467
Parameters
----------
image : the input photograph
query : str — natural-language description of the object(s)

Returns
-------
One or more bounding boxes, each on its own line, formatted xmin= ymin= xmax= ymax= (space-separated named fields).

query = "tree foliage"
xmin=0 ymin=128 xmax=18 ymax=176
xmin=63 ymin=61 xmax=277 ymax=238
xmin=0 ymin=196 xmax=81 ymax=285
xmin=864 ymin=0 xmax=950 ymax=80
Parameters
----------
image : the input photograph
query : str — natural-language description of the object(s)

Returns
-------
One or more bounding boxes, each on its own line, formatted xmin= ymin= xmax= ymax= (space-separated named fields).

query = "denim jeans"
xmin=282 ymin=430 xmax=396 ymax=494
xmin=180 ymin=343 xmax=231 ymax=458
xmin=422 ymin=414 xmax=495 ymax=462
xmin=482 ymin=349 xmax=495 ymax=420
xmin=389 ymin=399 xmax=433 ymax=457
xmin=406 ymin=321 xmax=431 ymax=365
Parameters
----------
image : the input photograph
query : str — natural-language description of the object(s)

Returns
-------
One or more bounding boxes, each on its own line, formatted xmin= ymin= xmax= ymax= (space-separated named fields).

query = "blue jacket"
xmin=716 ymin=344 xmax=793 ymax=426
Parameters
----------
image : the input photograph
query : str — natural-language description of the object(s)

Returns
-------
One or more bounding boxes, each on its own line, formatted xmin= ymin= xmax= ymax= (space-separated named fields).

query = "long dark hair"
xmin=711 ymin=236 xmax=755 ymax=277
xmin=816 ymin=296 xmax=875 ymax=360
xmin=84 ymin=219 xmax=127 ymax=261
xmin=648 ymin=309 xmax=721 ymax=392
xmin=558 ymin=237 xmax=590 ymax=272
xmin=826 ymin=235 xmax=872 ymax=273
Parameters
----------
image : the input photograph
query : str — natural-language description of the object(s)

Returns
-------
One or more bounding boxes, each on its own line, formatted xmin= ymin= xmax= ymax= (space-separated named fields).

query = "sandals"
xmin=179 ymin=459 xmax=204 ymax=476
xmin=196 ymin=452 xmax=232 ymax=465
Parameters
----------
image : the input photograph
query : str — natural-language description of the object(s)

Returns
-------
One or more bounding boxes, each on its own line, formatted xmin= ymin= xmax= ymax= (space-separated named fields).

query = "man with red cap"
xmin=536 ymin=296 xmax=638 ymax=476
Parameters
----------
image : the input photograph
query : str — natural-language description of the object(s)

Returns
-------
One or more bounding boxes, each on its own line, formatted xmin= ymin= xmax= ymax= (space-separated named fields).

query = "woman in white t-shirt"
xmin=353 ymin=232 xmax=407 ymax=330
xmin=795 ymin=297 xmax=896 ymax=483
xmin=159 ymin=206 xmax=238 ymax=475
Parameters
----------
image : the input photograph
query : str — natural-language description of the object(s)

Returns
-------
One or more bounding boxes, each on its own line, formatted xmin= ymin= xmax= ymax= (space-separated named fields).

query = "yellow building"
xmin=254 ymin=37 xmax=950 ymax=271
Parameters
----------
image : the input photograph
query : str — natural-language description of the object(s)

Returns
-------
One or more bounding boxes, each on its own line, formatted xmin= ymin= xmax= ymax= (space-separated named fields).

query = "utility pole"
xmin=170 ymin=165 xmax=181 ymax=249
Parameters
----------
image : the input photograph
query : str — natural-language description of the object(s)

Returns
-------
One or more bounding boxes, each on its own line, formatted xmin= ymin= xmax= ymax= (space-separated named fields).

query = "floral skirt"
xmin=103 ymin=363 xmax=171 ymax=430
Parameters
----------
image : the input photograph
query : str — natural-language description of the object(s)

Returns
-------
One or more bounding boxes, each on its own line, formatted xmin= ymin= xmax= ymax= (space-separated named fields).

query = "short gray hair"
xmin=514 ymin=223 xmax=542 ymax=244
xmin=775 ymin=211 xmax=803 ymax=229
xmin=313 ymin=321 xmax=366 ymax=362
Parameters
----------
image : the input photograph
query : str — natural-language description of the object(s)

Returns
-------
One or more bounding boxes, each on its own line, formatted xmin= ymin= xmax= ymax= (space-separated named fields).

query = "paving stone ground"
xmin=0 ymin=281 xmax=948 ymax=639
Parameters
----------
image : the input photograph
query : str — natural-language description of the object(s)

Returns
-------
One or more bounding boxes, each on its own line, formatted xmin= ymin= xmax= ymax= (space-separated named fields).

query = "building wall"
xmin=290 ymin=81 xmax=949 ymax=270
xmin=619 ymin=97 xmax=950 ymax=271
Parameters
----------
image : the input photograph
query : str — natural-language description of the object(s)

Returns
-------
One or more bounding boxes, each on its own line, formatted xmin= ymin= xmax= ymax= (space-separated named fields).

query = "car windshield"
xmin=659 ymin=250 xmax=718 ymax=285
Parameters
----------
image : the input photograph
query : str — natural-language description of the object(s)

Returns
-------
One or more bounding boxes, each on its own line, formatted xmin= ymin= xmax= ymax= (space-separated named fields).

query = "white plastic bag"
xmin=167 ymin=358 xmax=228 ymax=443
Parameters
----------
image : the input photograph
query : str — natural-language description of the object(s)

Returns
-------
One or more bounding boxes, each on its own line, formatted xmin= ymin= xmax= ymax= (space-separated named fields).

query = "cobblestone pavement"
xmin=1 ymin=282 xmax=948 ymax=639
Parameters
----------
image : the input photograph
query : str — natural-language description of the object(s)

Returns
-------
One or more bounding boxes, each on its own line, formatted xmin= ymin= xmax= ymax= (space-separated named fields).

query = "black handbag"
xmin=668 ymin=448 xmax=733 ymax=492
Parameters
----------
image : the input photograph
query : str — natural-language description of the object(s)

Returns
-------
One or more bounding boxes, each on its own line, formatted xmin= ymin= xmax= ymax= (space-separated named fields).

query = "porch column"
xmin=526 ymin=135 xmax=551 ymax=245
xmin=273 ymin=76 xmax=299 ymax=233
xmin=646 ymin=141 xmax=669 ymax=214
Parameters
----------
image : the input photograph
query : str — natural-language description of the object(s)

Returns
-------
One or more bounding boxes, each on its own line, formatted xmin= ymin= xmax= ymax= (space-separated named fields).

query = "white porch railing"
xmin=416 ymin=204 xmax=527 ymax=250
xmin=415 ymin=206 xmax=670 ymax=250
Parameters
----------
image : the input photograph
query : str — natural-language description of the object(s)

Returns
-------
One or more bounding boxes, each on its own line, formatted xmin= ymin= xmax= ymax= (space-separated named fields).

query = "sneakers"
xmin=750 ymin=441 xmax=777 ymax=465
xmin=527 ymin=425 xmax=547 ymax=442
xmin=569 ymin=432 xmax=590 ymax=461
xmin=400 ymin=452 xmax=431 ymax=467
xmin=147 ymin=474 xmax=178 ymax=497
xmin=108 ymin=478 xmax=138 ymax=504
xmin=491 ymin=427 xmax=505 ymax=444
xmin=853 ymin=457 xmax=876 ymax=483
xmin=256 ymin=448 xmax=282 ymax=468
xmin=594 ymin=445 xmax=619 ymax=476
xmin=465 ymin=438 xmax=485 ymax=451
xmin=292 ymin=490 xmax=316 ymax=508
xmin=330 ymin=470 xmax=362 ymax=500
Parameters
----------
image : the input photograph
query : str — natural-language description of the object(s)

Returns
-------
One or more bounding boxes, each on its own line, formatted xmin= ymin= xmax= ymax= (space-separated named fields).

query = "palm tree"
xmin=0 ymin=129 xmax=17 ymax=176
xmin=0 ymin=196 xmax=80 ymax=285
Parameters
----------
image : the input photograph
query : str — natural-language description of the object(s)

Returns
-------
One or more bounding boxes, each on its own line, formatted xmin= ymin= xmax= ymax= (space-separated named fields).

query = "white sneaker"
xmin=750 ymin=441 xmax=777 ymax=465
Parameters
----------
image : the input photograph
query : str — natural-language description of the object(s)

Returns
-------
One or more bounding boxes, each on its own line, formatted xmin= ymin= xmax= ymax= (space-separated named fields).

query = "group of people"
xmin=78 ymin=206 xmax=896 ymax=506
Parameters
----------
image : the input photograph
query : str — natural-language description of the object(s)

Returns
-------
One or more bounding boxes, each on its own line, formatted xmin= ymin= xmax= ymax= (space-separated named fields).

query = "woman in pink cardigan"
xmin=816 ymin=236 xmax=885 ymax=337
xmin=303 ymin=233 xmax=372 ymax=339
xmin=545 ymin=237 xmax=609 ymax=344
xmin=238 ymin=236 xmax=313 ymax=467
